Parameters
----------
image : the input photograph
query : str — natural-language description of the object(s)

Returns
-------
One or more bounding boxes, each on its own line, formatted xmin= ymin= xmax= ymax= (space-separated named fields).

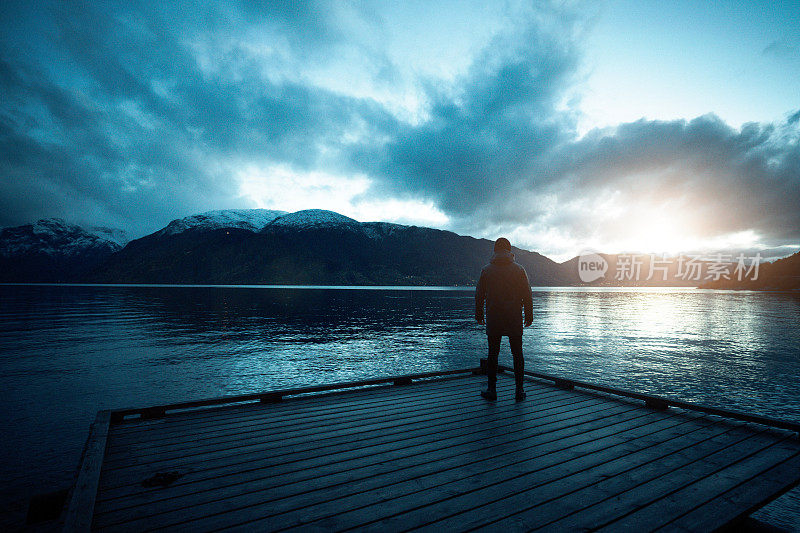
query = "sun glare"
xmin=612 ymin=213 xmax=761 ymax=256
xmin=621 ymin=215 xmax=691 ymax=255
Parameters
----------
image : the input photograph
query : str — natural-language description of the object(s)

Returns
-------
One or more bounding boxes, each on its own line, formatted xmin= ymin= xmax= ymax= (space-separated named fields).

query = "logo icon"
xmin=577 ymin=250 xmax=608 ymax=283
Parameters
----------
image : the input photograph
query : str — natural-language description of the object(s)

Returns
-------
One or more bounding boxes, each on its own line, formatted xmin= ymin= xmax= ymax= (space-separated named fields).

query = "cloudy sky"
xmin=1 ymin=0 xmax=799 ymax=260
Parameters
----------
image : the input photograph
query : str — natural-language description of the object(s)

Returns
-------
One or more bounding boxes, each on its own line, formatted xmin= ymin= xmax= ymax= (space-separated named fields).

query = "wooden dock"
xmin=63 ymin=363 xmax=800 ymax=532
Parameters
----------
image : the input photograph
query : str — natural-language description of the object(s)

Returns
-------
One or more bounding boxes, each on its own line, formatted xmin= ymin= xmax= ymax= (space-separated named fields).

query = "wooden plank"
xmin=96 ymin=394 xmax=604 ymax=507
xmin=659 ymin=451 xmax=800 ymax=532
xmin=282 ymin=416 xmax=732 ymax=532
xmin=593 ymin=435 xmax=800 ymax=531
xmin=109 ymin=376 xmax=471 ymax=435
xmin=147 ymin=406 xmax=703 ymax=532
xmin=104 ymin=376 xmax=544 ymax=455
xmin=502 ymin=364 xmax=800 ymax=434
xmin=71 ymin=367 xmax=800 ymax=532
xmin=95 ymin=392 xmax=606 ymax=499
xmin=103 ymin=382 xmax=541 ymax=473
xmin=109 ymin=366 xmax=480 ymax=420
xmin=105 ymin=379 xmax=540 ymax=450
xmin=97 ymin=412 xmax=658 ymax=529
xmin=96 ymin=386 xmax=584 ymax=494
xmin=439 ymin=421 xmax=765 ymax=531
xmin=517 ymin=427 xmax=784 ymax=531
xmin=93 ymin=401 xmax=654 ymax=529
xmin=106 ymin=386 xmax=509 ymax=453
xmin=108 ymin=377 xmax=488 ymax=444
xmin=109 ymin=374 xmax=482 ymax=439
xmin=62 ymin=410 xmax=111 ymax=532
xmin=101 ymin=381 xmax=527 ymax=468
xmin=99 ymin=383 xmax=558 ymax=477
xmin=95 ymin=404 xmax=648 ymax=530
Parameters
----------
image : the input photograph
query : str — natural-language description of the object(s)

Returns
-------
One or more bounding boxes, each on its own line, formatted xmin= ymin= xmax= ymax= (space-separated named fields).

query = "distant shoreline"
xmin=3 ymin=282 xmax=798 ymax=293
xmin=0 ymin=282 xmax=751 ymax=291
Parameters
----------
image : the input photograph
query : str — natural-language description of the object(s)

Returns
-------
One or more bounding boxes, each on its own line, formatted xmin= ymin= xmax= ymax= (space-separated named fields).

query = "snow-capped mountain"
xmin=2 ymin=209 xmax=572 ymax=286
xmin=5 ymin=208 xmax=761 ymax=287
xmin=0 ymin=219 xmax=127 ymax=257
xmin=90 ymin=208 xmax=569 ymax=286
xmin=266 ymin=209 xmax=361 ymax=230
xmin=361 ymin=221 xmax=407 ymax=239
xmin=89 ymin=226 xmax=129 ymax=248
xmin=0 ymin=219 xmax=128 ymax=282
xmin=157 ymin=209 xmax=287 ymax=236
xmin=155 ymin=208 xmax=402 ymax=239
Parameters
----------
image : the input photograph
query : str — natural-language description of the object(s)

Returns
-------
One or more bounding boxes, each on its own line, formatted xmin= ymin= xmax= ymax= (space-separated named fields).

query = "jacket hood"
xmin=490 ymin=250 xmax=515 ymax=264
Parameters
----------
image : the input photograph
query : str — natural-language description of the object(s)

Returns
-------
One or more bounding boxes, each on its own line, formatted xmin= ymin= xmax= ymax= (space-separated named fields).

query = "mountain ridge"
xmin=156 ymin=209 xmax=287 ymax=236
xmin=0 ymin=219 xmax=128 ymax=282
xmin=2 ymin=209 xmax=798 ymax=288
xmin=87 ymin=210 xmax=569 ymax=286
xmin=700 ymin=251 xmax=800 ymax=290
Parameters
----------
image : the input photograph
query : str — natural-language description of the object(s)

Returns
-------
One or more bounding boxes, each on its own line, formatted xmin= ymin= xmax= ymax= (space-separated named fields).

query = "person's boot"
xmin=515 ymin=388 xmax=526 ymax=402
xmin=481 ymin=385 xmax=497 ymax=401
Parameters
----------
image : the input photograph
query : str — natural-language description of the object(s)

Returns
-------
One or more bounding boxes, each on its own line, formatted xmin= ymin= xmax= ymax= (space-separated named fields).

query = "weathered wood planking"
xmin=62 ymin=410 xmax=111 ymax=532
xmin=64 ymin=367 xmax=800 ymax=532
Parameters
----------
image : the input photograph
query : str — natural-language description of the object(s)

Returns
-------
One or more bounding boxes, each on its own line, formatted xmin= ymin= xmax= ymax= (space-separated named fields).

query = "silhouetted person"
xmin=475 ymin=237 xmax=533 ymax=401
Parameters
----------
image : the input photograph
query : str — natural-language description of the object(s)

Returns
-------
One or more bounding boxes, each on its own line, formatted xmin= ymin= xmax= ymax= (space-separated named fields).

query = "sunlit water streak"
xmin=0 ymin=285 xmax=798 ymax=529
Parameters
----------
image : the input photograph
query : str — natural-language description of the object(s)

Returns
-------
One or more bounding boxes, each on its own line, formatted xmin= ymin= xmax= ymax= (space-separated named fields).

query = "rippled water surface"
xmin=1 ymin=285 xmax=799 ymax=529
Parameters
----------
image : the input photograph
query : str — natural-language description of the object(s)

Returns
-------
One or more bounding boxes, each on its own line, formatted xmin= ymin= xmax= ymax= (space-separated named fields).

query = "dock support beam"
xmin=646 ymin=398 xmax=669 ymax=410
xmin=140 ymin=407 xmax=166 ymax=420
xmin=259 ymin=392 xmax=283 ymax=403
xmin=555 ymin=378 xmax=574 ymax=390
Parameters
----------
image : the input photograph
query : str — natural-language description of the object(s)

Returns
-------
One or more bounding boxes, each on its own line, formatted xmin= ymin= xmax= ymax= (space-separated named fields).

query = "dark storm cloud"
xmin=1 ymin=0 xmax=798 ymax=249
xmin=349 ymin=7 xmax=800 ymax=247
xmin=354 ymin=18 xmax=582 ymax=221
xmin=0 ymin=0 xmax=392 ymax=232
xmin=545 ymin=115 xmax=800 ymax=244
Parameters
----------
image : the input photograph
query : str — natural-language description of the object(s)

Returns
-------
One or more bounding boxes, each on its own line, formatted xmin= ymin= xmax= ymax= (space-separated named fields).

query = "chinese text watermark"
xmin=576 ymin=252 xmax=761 ymax=282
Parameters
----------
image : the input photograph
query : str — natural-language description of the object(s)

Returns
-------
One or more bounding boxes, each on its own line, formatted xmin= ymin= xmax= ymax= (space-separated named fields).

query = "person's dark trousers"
xmin=486 ymin=335 xmax=525 ymax=391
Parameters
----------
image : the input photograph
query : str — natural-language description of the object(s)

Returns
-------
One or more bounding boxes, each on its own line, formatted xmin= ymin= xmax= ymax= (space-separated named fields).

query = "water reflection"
xmin=0 ymin=285 xmax=798 ymax=529
xmin=531 ymin=289 xmax=800 ymax=414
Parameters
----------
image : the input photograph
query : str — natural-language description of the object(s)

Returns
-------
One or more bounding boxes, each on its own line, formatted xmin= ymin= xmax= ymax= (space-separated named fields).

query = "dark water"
xmin=1 ymin=284 xmax=799 ymax=530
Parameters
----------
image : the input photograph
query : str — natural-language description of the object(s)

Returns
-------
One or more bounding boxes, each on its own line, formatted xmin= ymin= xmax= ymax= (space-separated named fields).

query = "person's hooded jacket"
xmin=475 ymin=250 xmax=533 ymax=337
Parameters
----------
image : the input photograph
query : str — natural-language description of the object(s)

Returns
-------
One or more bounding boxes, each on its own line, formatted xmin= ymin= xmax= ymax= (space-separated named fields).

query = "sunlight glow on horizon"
xmin=237 ymin=163 xmax=450 ymax=227
xmin=1 ymin=1 xmax=798 ymax=259
xmin=501 ymin=200 xmax=777 ymax=262
xmin=235 ymin=163 xmax=793 ymax=260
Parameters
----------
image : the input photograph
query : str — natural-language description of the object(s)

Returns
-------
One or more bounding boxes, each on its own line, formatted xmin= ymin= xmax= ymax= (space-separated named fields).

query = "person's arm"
xmin=521 ymin=268 xmax=533 ymax=326
xmin=475 ymin=270 xmax=486 ymax=324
